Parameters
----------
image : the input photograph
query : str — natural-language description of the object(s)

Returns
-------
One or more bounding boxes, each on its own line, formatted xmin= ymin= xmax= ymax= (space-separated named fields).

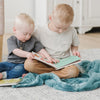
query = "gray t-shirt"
xmin=7 ymin=35 xmax=44 ymax=64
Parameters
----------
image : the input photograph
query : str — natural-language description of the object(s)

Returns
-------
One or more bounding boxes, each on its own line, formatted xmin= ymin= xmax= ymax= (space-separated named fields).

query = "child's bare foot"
xmin=22 ymin=74 xmax=27 ymax=78
xmin=0 ymin=73 xmax=3 ymax=80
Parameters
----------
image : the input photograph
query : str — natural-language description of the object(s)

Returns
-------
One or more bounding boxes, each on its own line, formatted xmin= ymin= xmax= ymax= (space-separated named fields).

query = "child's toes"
xmin=22 ymin=74 xmax=27 ymax=78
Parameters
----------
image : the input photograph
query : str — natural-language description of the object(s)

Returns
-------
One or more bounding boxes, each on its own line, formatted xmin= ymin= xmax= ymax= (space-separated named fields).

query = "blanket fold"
xmin=12 ymin=60 xmax=100 ymax=92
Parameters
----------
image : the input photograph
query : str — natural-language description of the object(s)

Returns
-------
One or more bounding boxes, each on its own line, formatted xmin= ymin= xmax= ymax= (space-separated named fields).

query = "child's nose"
xmin=59 ymin=29 xmax=63 ymax=33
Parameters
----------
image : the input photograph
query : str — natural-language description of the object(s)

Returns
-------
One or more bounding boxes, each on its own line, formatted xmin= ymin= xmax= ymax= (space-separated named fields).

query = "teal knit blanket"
xmin=12 ymin=60 xmax=100 ymax=92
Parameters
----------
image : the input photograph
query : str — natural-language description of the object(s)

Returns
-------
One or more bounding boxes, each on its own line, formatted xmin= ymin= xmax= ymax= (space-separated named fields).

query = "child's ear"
xmin=49 ymin=15 xmax=52 ymax=21
xmin=13 ymin=27 xmax=16 ymax=33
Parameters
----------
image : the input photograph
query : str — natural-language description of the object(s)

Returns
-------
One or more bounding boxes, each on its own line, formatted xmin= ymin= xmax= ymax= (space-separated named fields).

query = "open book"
xmin=32 ymin=52 xmax=81 ymax=70
xmin=0 ymin=78 xmax=21 ymax=86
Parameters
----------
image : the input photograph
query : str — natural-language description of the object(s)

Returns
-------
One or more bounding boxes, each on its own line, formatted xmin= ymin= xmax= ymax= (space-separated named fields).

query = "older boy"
xmin=0 ymin=13 xmax=56 ymax=79
xmin=24 ymin=4 xmax=80 ymax=79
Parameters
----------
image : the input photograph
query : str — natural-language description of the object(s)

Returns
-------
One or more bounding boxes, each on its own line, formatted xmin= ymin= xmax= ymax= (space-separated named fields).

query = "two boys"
xmin=0 ymin=4 xmax=80 ymax=79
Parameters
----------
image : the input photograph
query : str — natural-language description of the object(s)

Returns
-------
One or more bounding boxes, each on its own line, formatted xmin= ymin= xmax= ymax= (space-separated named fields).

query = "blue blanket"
xmin=12 ymin=60 xmax=100 ymax=92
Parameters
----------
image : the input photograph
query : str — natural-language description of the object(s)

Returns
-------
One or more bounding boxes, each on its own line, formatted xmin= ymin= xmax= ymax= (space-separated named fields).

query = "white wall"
xmin=35 ymin=0 xmax=47 ymax=25
xmin=4 ymin=0 xmax=35 ymax=33
xmin=35 ymin=0 xmax=55 ymax=26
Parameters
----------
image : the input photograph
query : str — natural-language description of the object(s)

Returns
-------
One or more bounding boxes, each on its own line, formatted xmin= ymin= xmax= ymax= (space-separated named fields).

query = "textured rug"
xmin=0 ymin=49 xmax=100 ymax=100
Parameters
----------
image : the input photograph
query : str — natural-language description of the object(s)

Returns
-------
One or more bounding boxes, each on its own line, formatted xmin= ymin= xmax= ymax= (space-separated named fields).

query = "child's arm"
xmin=7 ymin=36 xmax=36 ymax=60
xmin=38 ymin=49 xmax=59 ymax=63
xmin=71 ymin=28 xmax=80 ymax=57
xmin=13 ymin=49 xmax=34 ymax=59
xmin=71 ymin=45 xmax=80 ymax=57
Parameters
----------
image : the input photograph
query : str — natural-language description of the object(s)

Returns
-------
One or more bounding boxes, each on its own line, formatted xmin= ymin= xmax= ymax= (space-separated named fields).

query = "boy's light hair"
xmin=52 ymin=4 xmax=74 ymax=25
xmin=15 ymin=13 xmax=34 ymax=29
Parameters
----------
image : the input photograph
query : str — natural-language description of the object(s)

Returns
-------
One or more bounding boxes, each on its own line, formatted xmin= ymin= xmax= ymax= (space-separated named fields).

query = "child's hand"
xmin=40 ymin=56 xmax=59 ymax=63
xmin=72 ymin=50 xmax=81 ymax=57
xmin=46 ymin=56 xmax=59 ymax=63
xmin=38 ymin=49 xmax=59 ymax=63
xmin=26 ymin=53 xmax=35 ymax=60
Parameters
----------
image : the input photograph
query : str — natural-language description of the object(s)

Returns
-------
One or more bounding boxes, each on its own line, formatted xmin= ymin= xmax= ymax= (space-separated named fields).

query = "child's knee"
xmin=66 ymin=65 xmax=79 ymax=78
xmin=53 ymin=65 xmax=80 ymax=79
xmin=14 ymin=65 xmax=26 ymax=73
xmin=24 ymin=59 xmax=38 ymax=72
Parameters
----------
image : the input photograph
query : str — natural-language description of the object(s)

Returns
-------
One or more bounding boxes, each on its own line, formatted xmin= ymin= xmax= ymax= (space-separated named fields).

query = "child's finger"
xmin=32 ymin=53 xmax=35 ymax=57
xmin=39 ymin=52 xmax=46 ymax=58
xmin=29 ymin=55 xmax=34 ymax=59
xmin=46 ymin=60 xmax=50 ymax=63
xmin=22 ymin=74 xmax=27 ymax=78
xmin=76 ymin=52 xmax=80 ymax=57
xmin=40 ymin=58 xmax=47 ymax=62
xmin=52 ymin=59 xmax=58 ymax=63
xmin=55 ymin=59 xmax=59 ymax=63
xmin=32 ymin=55 xmax=34 ymax=59
xmin=46 ymin=57 xmax=53 ymax=63
xmin=78 ymin=53 xmax=81 ymax=57
xmin=41 ymin=54 xmax=46 ymax=58
xmin=73 ymin=52 xmax=76 ymax=56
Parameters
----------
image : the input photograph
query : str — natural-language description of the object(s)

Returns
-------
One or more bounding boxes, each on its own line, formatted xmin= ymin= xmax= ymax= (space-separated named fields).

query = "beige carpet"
xmin=0 ymin=49 xmax=100 ymax=100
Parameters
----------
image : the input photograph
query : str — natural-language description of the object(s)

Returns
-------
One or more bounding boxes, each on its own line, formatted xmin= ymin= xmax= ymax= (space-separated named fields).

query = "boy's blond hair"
xmin=52 ymin=4 xmax=74 ymax=25
xmin=15 ymin=13 xmax=34 ymax=29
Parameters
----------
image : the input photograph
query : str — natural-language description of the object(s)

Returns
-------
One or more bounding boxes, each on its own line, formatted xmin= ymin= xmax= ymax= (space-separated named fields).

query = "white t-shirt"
xmin=34 ymin=24 xmax=79 ymax=59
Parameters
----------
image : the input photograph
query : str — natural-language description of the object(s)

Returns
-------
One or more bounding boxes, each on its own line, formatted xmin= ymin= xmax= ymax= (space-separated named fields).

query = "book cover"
xmin=32 ymin=52 xmax=81 ymax=70
xmin=0 ymin=78 xmax=21 ymax=86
